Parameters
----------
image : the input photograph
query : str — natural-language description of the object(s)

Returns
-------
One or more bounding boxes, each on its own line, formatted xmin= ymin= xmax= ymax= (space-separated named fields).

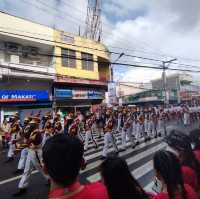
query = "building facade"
xmin=53 ymin=30 xmax=110 ymax=113
xmin=0 ymin=12 xmax=110 ymax=121
xmin=0 ymin=12 xmax=55 ymax=122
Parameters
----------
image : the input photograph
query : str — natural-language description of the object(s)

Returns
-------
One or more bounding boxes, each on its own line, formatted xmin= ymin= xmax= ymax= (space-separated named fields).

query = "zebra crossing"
xmin=80 ymin=131 xmax=166 ymax=193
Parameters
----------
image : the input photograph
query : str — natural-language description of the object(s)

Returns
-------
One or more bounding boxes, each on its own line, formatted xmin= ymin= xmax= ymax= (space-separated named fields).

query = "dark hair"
xmin=189 ymin=129 xmax=200 ymax=150
xmin=166 ymin=130 xmax=200 ymax=188
xmin=153 ymin=150 xmax=187 ymax=199
xmin=100 ymin=156 xmax=148 ymax=199
xmin=42 ymin=134 xmax=84 ymax=187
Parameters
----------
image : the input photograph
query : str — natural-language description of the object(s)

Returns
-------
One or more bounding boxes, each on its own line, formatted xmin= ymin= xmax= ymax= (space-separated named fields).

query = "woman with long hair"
xmin=165 ymin=131 xmax=200 ymax=192
xmin=189 ymin=129 xmax=200 ymax=163
xmin=100 ymin=156 xmax=151 ymax=199
xmin=153 ymin=150 xmax=197 ymax=199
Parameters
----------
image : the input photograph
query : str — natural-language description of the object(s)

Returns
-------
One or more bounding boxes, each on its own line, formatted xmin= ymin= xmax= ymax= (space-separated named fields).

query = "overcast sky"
xmin=1 ymin=0 xmax=200 ymax=83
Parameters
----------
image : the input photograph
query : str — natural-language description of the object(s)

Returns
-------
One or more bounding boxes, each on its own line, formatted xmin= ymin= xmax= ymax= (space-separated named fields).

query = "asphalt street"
xmin=0 ymin=122 xmax=199 ymax=199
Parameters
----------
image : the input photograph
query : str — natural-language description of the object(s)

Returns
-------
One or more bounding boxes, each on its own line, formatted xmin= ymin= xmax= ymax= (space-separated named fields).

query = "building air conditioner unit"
xmin=4 ymin=42 xmax=20 ymax=53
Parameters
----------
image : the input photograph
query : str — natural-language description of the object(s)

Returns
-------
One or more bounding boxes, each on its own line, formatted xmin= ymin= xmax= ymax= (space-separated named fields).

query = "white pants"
xmin=7 ymin=141 xmax=15 ymax=158
xmin=121 ymin=128 xmax=135 ymax=149
xmin=18 ymin=148 xmax=47 ymax=189
xmin=84 ymin=131 xmax=97 ymax=150
xmin=42 ymin=133 xmax=51 ymax=147
xmin=183 ymin=113 xmax=190 ymax=125
xmin=18 ymin=148 xmax=28 ymax=170
xmin=102 ymin=132 xmax=118 ymax=157
xmin=135 ymin=123 xmax=141 ymax=141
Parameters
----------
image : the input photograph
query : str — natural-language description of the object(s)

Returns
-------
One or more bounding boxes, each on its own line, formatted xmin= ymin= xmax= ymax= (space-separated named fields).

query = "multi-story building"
xmin=0 ymin=12 xmax=110 ymax=121
xmin=0 ymin=12 xmax=55 ymax=121
xmin=53 ymin=30 xmax=110 ymax=113
xmin=123 ymin=73 xmax=200 ymax=105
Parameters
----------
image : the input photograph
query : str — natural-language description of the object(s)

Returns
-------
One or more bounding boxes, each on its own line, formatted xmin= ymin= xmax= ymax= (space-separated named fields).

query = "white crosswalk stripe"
xmin=80 ymin=130 xmax=167 ymax=189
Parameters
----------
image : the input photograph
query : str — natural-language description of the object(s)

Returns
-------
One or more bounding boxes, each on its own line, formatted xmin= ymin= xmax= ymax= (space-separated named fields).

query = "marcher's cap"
xmin=13 ymin=113 xmax=19 ymax=119
xmin=165 ymin=130 xmax=192 ymax=152
xmin=29 ymin=116 xmax=41 ymax=124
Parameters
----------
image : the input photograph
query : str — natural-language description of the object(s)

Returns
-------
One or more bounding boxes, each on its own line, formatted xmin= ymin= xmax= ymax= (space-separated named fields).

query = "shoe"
xmin=13 ymin=169 xmax=23 ymax=175
xmin=13 ymin=189 xmax=27 ymax=197
xmin=4 ymin=157 xmax=14 ymax=163
xmin=119 ymin=148 xmax=126 ymax=152
xmin=100 ymin=156 xmax=106 ymax=160
xmin=45 ymin=179 xmax=51 ymax=186
xmin=132 ymin=145 xmax=136 ymax=149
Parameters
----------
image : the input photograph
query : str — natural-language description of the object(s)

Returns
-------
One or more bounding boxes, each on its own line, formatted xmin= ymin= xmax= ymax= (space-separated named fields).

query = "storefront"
xmin=0 ymin=89 xmax=52 ymax=123
xmin=54 ymin=87 xmax=104 ymax=114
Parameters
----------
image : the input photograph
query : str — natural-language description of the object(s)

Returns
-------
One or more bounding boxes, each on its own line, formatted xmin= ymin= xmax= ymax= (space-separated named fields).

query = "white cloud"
xmin=103 ymin=0 xmax=200 ymax=83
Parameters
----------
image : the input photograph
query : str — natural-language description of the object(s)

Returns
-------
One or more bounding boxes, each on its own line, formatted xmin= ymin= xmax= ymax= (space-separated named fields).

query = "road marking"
xmin=0 ymin=170 xmax=38 ymax=185
xmin=86 ymin=142 xmax=165 ymax=182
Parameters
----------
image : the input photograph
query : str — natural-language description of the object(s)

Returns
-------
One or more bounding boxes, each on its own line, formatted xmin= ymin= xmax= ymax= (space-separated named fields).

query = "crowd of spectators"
xmin=43 ymin=129 xmax=200 ymax=199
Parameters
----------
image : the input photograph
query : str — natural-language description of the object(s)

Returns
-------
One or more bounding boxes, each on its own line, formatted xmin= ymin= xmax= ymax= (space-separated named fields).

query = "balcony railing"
xmin=0 ymin=52 xmax=55 ymax=79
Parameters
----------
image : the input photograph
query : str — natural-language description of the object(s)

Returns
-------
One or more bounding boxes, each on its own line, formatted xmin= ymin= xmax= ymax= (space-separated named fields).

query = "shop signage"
xmin=73 ymin=90 xmax=88 ymax=99
xmin=55 ymin=88 xmax=104 ymax=100
xmin=88 ymin=91 xmax=104 ymax=99
xmin=55 ymin=89 xmax=72 ymax=98
xmin=0 ymin=90 xmax=49 ymax=102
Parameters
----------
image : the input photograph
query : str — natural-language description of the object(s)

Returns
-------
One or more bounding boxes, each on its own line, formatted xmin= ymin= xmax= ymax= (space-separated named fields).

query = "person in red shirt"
xmin=189 ymin=129 xmax=200 ymax=163
xmin=165 ymin=131 xmax=200 ymax=192
xmin=153 ymin=150 xmax=197 ymax=199
xmin=42 ymin=134 xmax=108 ymax=199
xmin=100 ymin=156 xmax=153 ymax=199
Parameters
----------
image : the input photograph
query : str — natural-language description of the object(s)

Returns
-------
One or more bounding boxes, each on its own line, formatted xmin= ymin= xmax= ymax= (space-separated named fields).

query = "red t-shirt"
xmin=181 ymin=166 xmax=198 ymax=192
xmin=49 ymin=182 xmax=109 ymax=199
xmin=194 ymin=150 xmax=200 ymax=163
xmin=153 ymin=184 xmax=197 ymax=199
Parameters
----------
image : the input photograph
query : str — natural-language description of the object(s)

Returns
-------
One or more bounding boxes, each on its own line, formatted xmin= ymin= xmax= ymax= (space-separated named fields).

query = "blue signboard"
xmin=0 ymin=90 xmax=49 ymax=102
xmin=88 ymin=91 xmax=104 ymax=99
xmin=55 ymin=89 xmax=73 ymax=98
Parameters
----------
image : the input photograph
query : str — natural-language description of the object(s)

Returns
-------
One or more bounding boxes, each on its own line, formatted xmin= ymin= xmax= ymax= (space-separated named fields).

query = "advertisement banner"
xmin=55 ymin=89 xmax=72 ymax=98
xmin=0 ymin=90 xmax=49 ymax=102
xmin=88 ymin=91 xmax=104 ymax=99
xmin=73 ymin=90 xmax=88 ymax=99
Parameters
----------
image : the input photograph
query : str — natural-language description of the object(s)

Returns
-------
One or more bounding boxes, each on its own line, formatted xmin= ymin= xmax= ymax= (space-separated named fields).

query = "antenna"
xmin=84 ymin=0 xmax=102 ymax=42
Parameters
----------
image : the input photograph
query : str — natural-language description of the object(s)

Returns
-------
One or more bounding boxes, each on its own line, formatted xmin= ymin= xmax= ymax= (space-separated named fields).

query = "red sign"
xmin=56 ymin=75 xmax=108 ymax=87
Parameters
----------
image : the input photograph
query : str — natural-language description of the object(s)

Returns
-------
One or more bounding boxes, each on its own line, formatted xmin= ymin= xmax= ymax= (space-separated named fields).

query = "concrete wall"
xmin=54 ymin=30 xmax=110 ymax=81
xmin=0 ymin=12 xmax=54 ymax=45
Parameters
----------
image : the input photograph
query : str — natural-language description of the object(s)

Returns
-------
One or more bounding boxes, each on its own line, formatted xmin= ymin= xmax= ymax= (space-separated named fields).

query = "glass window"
xmin=61 ymin=48 xmax=76 ymax=68
xmin=81 ymin=52 xmax=94 ymax=71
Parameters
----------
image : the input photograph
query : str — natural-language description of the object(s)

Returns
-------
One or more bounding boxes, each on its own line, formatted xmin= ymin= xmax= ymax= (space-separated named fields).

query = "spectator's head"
xmin=189 ymin=129 xmax=200 ymax=150
xmin=153 ymin=150 xmax=187 ymax=199
xmin=42 ymin=134 xmax=84 ymax=187
xmin=100 ymin=156 xmax=147 ymax=199
xmin=165 ymin=130 xmax=193 ymax=162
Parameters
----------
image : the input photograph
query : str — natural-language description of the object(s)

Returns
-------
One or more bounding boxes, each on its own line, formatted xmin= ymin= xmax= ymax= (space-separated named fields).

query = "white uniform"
xmin=18 ymin=148 xmax=47 ymax=189
xmin=102 ymin=118 xmax=118 ymax=157
xmin=84 ymin=118 xmax=97 ymax=150
xmin=121 ymin=116 xmax=135 ymax=149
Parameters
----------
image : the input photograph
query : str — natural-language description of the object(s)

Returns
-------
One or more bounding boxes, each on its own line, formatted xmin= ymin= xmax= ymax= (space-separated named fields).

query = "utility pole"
xmin=162 ymin=58 xmax=177 ymax=107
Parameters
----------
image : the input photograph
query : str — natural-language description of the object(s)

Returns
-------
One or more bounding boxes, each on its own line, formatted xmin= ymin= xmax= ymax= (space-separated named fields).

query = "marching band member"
xmin=5 ymin=113 xmax=21 ymax=163
xmin=13 ymin=117 xmax=32 ymax=174
xmin=84 ymin=112 xmax=98 ymax=151
xmin=13 ymin=117 xmax=48 ymax=197
xmin=121 ymin=112 xmax=135 ymax=150
xmin=102 ymin=109 xmax=119 ymax=159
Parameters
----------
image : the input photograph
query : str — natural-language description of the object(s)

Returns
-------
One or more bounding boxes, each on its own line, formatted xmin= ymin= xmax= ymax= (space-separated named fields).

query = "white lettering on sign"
xmin=1 ymin=95 xmax=8 ymax=99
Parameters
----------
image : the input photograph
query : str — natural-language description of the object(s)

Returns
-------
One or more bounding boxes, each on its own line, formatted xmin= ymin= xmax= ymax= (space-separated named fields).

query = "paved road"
xmin=0 ymin=122 xmax=199 ymax=199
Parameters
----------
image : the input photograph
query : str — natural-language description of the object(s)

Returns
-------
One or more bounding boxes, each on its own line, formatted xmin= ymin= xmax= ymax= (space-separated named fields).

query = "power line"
xmin=1 ymin=27 xmax=200 ymax=71
xmin=1 ymin=46 xmax=200 ymax=74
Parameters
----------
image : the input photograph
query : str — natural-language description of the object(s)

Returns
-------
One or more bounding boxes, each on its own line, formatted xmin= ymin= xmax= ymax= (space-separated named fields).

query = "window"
xmin=81 ymin=53 xmax=94 ymax=71
xmin=61 ymin=48 xmax=76 ymax=68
